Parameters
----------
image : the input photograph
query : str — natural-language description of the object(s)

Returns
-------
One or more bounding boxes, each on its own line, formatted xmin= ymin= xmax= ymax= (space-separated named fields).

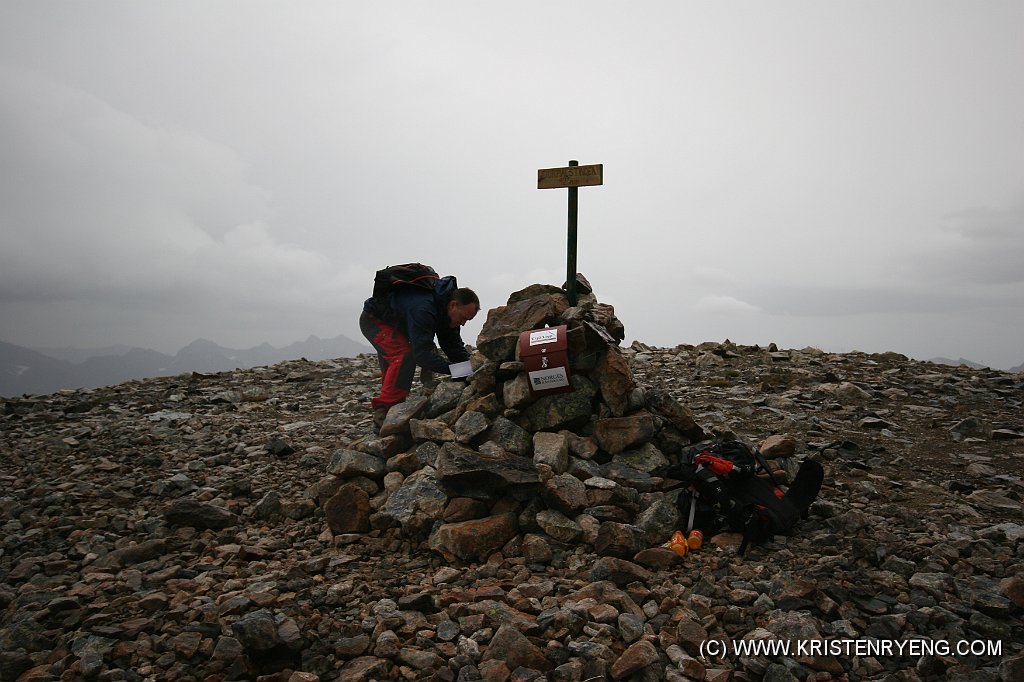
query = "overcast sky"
xmin=2 ymin=1 xmax=1022 ymax=369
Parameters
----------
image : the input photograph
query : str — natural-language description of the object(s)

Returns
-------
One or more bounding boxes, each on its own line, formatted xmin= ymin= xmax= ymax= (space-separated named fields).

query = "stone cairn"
xmin=322 ymin=277 xmax=781 ymax=568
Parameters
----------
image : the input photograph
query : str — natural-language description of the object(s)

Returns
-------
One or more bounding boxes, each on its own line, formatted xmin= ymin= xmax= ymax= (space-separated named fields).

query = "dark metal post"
xmin=566 ymin=160 xmax=579 ymax=306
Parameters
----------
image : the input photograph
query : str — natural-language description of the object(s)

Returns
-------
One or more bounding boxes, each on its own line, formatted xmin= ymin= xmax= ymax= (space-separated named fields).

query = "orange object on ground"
xmin=663 ymin=530 xmax=688 ymax=557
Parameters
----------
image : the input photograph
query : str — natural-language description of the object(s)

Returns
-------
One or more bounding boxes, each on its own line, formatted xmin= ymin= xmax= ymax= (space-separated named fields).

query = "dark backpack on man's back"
xmin=371 ymin=263 xmax=439 ymax=315
xmin=670 ymin=440 xmax=825 ymax=555
xmin=373 ymin=263 xmax=439 ymax=298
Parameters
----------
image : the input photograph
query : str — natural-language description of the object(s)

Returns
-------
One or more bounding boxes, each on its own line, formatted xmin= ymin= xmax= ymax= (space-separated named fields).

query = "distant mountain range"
xmin=927 ymin=356 xmax=1024 ymax=373
xmin=928 ymin=356 xmax=989 ymax=370
xmin=0 ymin=335 xmax=372 ymax=398
xmin=3 ymin=338 xmax=1019 ymax=399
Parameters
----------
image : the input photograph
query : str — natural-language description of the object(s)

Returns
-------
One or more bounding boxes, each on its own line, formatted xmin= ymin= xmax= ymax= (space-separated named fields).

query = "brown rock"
xmin=595 ymin=348 xmax=636 ymax=417
xmin=481 ymin=623 xmax=552 ymax=672
xmin=478 ymin=659 xmax=512 ymax=682
xmin=774 ymin=576 xmax=819 ymax=610
xmin=564 ymin=430 xmax=599 ymax=459
xmin=379 ymin=396 xmax=430 ymax=437
xmin=443 ymin=497 xmax=489 ymax=522
xmin=1001 ymin=655 xmax=1024 ymax=682
xmin=541 ymin=473 xmax=588 ymax=515
xmin=337 ymin=657 xmax=392 ymax=682
xmin=1001 ymin=575 xmax=1024 ymax=608
xmin=502 ymin=373 xmax=533 ymax=410
xmin=324 ymin=484 xmax=371 ymax=533
xmin=611 ymin=639 xmax=659 ymax=679
xmin=594 ymin=521 xmax=647 ymax=558
xmin=710 ymin=532 xmax=743 ymax=551
xmin=675 ymin=619 xmax=709 ymax=656
xmin=428 ymin=513 xmax=519 ymax=562
xmin=464 ymin=392 xmax=502 ymax=416
xmin=568 ymin=581 xmax=644 ymax=618
xmin=435 ymin=441 xmax=540 ymax=499
xmin=533 ymin=431 xmax=570 ymax=473
xmin=16 ymin=665 xmax=57 ymax=682
xmin=521 ymin=534 xmax=553 ymax=564
xmin=477 ymin=293 xmax=567 ymax=362
xmin=93 ymin=538 xmax=167 ymax=569
xmin=644 ymin=389 xmax=707 ymax=442
xmin=409 ymin=418 xmax=455 ymax=442
xmin=632 ymin=546 xmax=684 ymax=569
xmin=288 ymin=673 xmax=320 ymax=682
xmin=590 ymin=556 xmax=653 ymax=587
xmin=593 ymin=413 xmax=656 ymax=455
xmin=759 ymin=434 xmax=797 ymax=459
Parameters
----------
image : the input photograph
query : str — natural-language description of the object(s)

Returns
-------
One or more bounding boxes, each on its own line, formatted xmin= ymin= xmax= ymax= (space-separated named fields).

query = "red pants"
xmin=359 ymin=312 xmax=416 ymax=409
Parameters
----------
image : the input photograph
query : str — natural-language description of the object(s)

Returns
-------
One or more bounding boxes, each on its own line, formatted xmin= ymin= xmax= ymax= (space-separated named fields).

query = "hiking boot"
xmin=420 ymin=369 xmax=437 ymax=390
xmin=372 ymin=406 xmax=388 ymax=431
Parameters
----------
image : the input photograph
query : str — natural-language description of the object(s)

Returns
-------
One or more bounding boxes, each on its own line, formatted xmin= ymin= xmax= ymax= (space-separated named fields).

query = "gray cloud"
xmin=1 ymin=2 xmax=1022 ymax=369
xmin=927 ymin=201 xmax=1024 ymax=286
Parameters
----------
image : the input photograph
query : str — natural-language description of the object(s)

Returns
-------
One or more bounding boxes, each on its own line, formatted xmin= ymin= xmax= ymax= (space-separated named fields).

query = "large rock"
xmin=379 ymin=396 xmax=430 ymax=437
xmin=611 ymin=639 xmax=659 ymax=680
xmin=477 ymin=292 xmax=568 ymax=362
xmin=541 ymin=473 xmax=589 ymax=515
xmin=424 ymin=381 xmax=466 ymax=418
xmin=758 ymin=434 xmax=797 ymax=458
xmin=454 ymin=410 xmax=490 ymax=443
xmin=502 ymin=373 xmax=533 ymax=409
xmin=593 ymin=412 xmax=656 ymax=455
xmin=594 ymin=347 xmax=635 ymax=417
xmin=567 ymin=580 xmax=645 ymax=618
xmin=481 ymin=623 xmax=552 ymax=672
xmin=507 ymin=283 xmax=567 ymax=305
xmin=613 ymin=441 xmax=668 ymax=473
xmin=435 ymin=442 xmax=540 ymax=500
xmin=409 ymin=418 xmax=456 ymax=442
xmin=328 ymin=448 xmax=387 ymax=479
xmin=428 ymin=513 xmax=519 ymax=562
xmin=633 ymin=492 xmax=680 ymax=545
xmin=590 ymin=557 xmax=654 ymax=587
xmin=324 ymin=483 xmax=371 ymax=533
xmin=387 ymin=441 xmax=440 ymax=476
xmin=164 ymin=498 xmax=237 ymax=530
xmin=594 ymin=521 xmax=647 ymax=558
xmin=231 ymin=610 xmax=280 ymax=652
xmin=644 ymin=389 xmax=707 ymax=442
xmin=535 ymin=509 xmax=583 ymax=543
xmin=485 ymin=416 xmax=533 ymax=456
xmin=522 ymin=375 xmax=598 ymax=432
xmin=533 ymin=431 xmax=570 ymax=473
xmin=92 ymin=539 xmax=167 ymax=569
xmin=376 ymin=466 xmax=448 ymax=533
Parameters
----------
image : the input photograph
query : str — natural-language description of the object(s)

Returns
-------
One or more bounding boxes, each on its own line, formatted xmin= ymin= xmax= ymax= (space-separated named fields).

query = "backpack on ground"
xmin=669 ymin=440 xmax=824 ymax=555
xmin=371 ymin=263 xmax=440 ymax=311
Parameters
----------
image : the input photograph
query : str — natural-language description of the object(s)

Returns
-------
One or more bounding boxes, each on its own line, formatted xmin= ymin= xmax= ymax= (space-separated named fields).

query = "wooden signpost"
xmin=537 ymin=160 xmax=603 ymax=305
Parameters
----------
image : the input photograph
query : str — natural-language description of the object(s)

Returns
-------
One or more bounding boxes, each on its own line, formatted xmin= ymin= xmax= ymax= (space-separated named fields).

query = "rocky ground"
xmin=1 ymin=337 xmax=1022 ymax=682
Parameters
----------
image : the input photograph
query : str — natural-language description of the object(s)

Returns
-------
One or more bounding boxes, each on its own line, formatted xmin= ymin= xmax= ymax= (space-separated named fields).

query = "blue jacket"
xmin=363 ymin=275 xmax=471 ymax=374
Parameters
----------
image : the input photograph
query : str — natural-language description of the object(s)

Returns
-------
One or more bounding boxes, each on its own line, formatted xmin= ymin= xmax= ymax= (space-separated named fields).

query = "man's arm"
xmin=405 ymin=304 xmax=453 ymax=374
xmin=436 ymin=326 xmax=470 ymax=364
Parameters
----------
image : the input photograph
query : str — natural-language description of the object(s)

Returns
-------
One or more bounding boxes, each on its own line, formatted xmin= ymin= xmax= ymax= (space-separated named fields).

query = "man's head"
xmin=447 ymin=287 xmax=480 ymax=328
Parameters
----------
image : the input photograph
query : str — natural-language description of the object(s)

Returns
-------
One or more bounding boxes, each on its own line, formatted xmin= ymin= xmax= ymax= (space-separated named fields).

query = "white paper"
xmin=528 ymin=367 xmax=570 ymax=390
xmin=529 ymin=328 xmax=560 ymax=346
xmin=448 ymin=361 xmax=473 ymax=378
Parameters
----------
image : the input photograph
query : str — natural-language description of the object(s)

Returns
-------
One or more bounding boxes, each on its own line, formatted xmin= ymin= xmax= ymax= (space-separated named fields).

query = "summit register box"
xmin=517 ymin=325 xmax=574 ymax=396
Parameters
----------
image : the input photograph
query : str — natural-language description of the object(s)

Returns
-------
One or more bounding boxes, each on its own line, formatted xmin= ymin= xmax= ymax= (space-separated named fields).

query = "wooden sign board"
xmin=537 ymin=163 xmax=603 ymax=189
